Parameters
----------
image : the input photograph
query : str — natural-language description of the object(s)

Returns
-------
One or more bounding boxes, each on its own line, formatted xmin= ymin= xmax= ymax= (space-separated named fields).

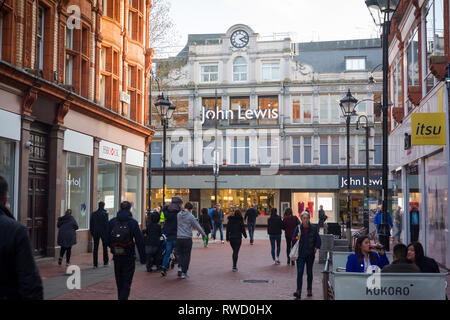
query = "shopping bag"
xmin=289 ymin=239 xmax=299 ymax=261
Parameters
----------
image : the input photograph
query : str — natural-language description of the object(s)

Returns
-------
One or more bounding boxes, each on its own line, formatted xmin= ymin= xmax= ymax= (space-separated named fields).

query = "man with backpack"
xmin=106 ymin=201 xmax=146 ymax=300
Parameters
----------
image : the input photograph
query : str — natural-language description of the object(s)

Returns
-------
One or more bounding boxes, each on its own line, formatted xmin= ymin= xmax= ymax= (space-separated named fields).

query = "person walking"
xmin=410 ymin=206 xmax=420 ymax=243
xmin=244 ymin=204 xmax=258 ymax=245
xmin=226 ymin=209 xmax=247 ymax=272
xmin=267 ymin=208 xmax=283 ymax=264
xmin=176 ymin=202 xmax=207 ymax=279
xmin=211 ymin=203 xmax=225 ymax=243
xmin=345 ymin=236 xmax=389 ymax=273
xmin=57 ymin=209 xmax=79 ymax=266
xmin=282 ymin=208 xmax=299 ymax=266
xmin=143 ymin=210 xmax=162 ymax=273
xmin=199 ymin=208 xmax=213 ymax=247
xmin=90 ymin=201 xmax=110 ymax=268
xmin=381 ymin=243 xmax=420 ymax=273
xmin=106 ymin=201 xmax=146 ymax=300
xmin=0 ymin=176 xmax=43 ymax=300
xmin=292 ymin=212 xmax=321 ymax=300
xmin=407 ymin=242 xmax=440 ymax=273
xmin=392 ymin=206 xmax=402 ymax=244
xmin=318 ymin=205 xmax=328 ymax=234
xmin=161 ymin=197 xmax=183 ymax=276
xmin=374 ymin=205 xmax=393 ymax=242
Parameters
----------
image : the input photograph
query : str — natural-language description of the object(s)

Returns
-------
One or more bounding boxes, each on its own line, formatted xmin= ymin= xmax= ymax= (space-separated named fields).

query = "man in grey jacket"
xmin=177 ymin=202 xmax=206 ymax=279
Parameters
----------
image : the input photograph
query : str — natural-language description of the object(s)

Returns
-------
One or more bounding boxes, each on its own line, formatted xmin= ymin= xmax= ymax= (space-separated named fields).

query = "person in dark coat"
xmin=161 ymin=197 xmax=183 ymax=276
xmin=143 ymin=210 xmax=162 ymax=273
xmin=410 ymin=206 xmax=420 ymax=242
xmin=199 ymin=208 xmax=213 ymax=247
xmin=407 ymin=242 xmax=440 ymax=273
xmin=292 ymin=211 xmax=321 ymax=300
xmin=90 ymin=201 xmax=110 ymax=268
xmin=106 ymin=201 xmax=146 ymax=300
xmin=57 ymin=209 xmax=79 ymax=266
xmin=267 ymin=208 xmax=283 ymax=264
xmin=226 ymin=209 xmax=247 ymax=272
xmin=282 ymin=208 xmax=299 ymax=266
xmin=211 ymin=203 xmax=225 ymax=243
xmin=0 ymin=176 xmax=43 ymax=300
xmin=381 ymin=243 xmax=420 ymax=273
xmin=244 ymin=204 xmax=259 ymax=245
xmin=318 ymin=205 xmax=328 ymax=230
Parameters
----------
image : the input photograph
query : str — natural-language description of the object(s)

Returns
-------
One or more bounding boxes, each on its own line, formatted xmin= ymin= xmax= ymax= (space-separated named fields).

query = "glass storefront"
xmin=293 ymin=192 xmax=337 ymax=224
xmin=66 ymin=152 xmax=90 ymax=229
xmin=151 ymin=188 xmax=190 ymax=209
xmin=98 ymin=159 xmax=120 ymax=219
xmin=0 ymin=138 xmax=15 ymax=214
xmin=338 ymin=190 xmax=381 ymax=226
xmin=406 ymin=163 xmax=422 ymax=242
xmin=125 ymin=165 xmax=142 ymax=224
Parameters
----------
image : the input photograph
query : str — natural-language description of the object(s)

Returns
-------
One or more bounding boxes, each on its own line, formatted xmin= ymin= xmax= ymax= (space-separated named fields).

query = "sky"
xmin=164 ymin=0 xmax=381 ymax=57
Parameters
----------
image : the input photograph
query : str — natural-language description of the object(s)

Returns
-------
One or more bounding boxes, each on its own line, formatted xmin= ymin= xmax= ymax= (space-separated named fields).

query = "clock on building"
xmin=230 ymin=30 xmax=249 ymax=48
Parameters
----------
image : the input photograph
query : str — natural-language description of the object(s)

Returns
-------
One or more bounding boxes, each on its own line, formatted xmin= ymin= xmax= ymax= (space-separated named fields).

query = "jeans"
xmin=229 ymin=238 xmax=242 ymax=268
xmin=145 ymin=245 xmax=161 ymax=271
xmin=93 ymin=235 xmax=109 ymax=267
xmin=411 ymin=225 xmax=419 ymax=242
xmin=213 ymin=223 xmax=224 ymax=241
xmin=162 ymin=238 xmax=177 ymax=269
xmin=285 ymin=235 xmax=293 ymax=262
xmin=247 ymin=223 xmax=256 ymax=244
xmin=296 ymin=255 xmax=315 ymax=292
xmin=392 ymin=223 xmax=402 ymax=242
xmin=113 ymin=258 xmax=135 ymax=300
xmin=269 ymin=235 xmax=281 ymax=260
xmin=177 ymin=238 xmax=193 ymax=274
xmin=60 ymin=246 xmax=72 ymax=264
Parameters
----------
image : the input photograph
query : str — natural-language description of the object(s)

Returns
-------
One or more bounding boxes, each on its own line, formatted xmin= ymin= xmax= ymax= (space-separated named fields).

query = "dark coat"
xmin=143 ymin=212 xmax=162 ymax=247
xmin=212 ymin=209 xmax=224 ymax=225
xmin=244 ymin=208 xmax=259 ymax=225
xmin=226 ymin=216 xmax=247 ymax=241
xmin=199 ymin=213 xmax=213 ymax=234
xmin=90 ymin=208 xmax=109 ymax=238
xmin=381 ymin=259 xmax=421 ymax=273
xmin=292 ymin=224 xmax=321 ymax=258
xmin=416 ymin=256 xmax=440 ymax=273
xmin=0 ymin=204 xmax=43 ymax=300
xmin=106 ymin=209 xmax=146 ymax=263
xmin=318 ymin=209 xmax=328 ymax=227
xmin=57 ymin=214 xmax=79 ymax=248
xmin=162 ymin=203 xmax=180 ymax=240
xmin=267 ymin=216 xmax=283 ymax=235
xmin=282 ymin=215 xmax=300 ymax=239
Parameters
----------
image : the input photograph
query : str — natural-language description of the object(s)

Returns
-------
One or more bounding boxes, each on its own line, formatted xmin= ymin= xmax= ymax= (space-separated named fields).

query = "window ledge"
xmin=429 ymin=55 xmax=449 ymax=81
xmin=407 ymin=85 xmax=421 ymax=106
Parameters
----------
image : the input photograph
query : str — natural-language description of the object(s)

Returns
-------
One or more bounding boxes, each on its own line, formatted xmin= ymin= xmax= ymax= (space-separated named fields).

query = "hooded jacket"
xmin=106 ymin=209 xmax=146 ymax=263
xmin=90 ymin=208 xmax=109 ymax=238
xmin=57 ymin=214 xmax=79 ymax=248
xmin=144 ymin=211 xmax=162 ymax=247
xmin=177 ymin=210 xmax=206 ymax=239
xmin=162 ymin=202 xmax=181 ymax=240
xmin=0 ymin=204 xmax=43 ymax=300
xmin=226 ymin=215 xmax=247 ymax=241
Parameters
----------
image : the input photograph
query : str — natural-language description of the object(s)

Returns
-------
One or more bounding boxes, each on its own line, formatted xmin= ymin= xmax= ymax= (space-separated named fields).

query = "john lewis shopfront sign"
xmin=201 ymin=106 xmax=279 ymax=124
xmin=339 ymin=175 xmax=383 ymax=190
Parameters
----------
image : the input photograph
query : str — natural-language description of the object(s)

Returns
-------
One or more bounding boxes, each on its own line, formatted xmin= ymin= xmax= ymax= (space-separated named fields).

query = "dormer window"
xmin=345 ymin=57 xmax=366 ymax=71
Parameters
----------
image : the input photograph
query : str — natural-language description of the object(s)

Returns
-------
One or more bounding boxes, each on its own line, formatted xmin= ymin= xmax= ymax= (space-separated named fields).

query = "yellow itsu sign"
xmin=411 ymin=113 xmax=446 ymax=146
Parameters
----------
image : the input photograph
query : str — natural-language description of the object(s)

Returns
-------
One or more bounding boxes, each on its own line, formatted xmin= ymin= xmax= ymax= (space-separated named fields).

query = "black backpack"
xmin=110 ymin=220 xmax=133 ymax=256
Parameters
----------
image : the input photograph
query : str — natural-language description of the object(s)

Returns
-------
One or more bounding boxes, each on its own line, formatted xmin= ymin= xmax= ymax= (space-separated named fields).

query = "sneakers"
xmin=178 ymin=266 xmax=182 ymax=277
xmin=181 ymin=273 xmax=190 ymax=279
xmin=273 ymin=260 xmax=277 ymax=265
xmin=250 ymin=242 xmax=254 ymax=245
xmin=232 ymin=267 xmax=238 ymax=272
xmin=276 ymin=258 xmax=280 ymax=265
xmin=221 ymin=240 xmax=225 ymax=244
xmin=161 ymin=268 xmax=167 ymax=277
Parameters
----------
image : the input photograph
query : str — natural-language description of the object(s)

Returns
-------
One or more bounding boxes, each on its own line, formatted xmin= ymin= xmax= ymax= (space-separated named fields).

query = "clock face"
xmin=230 ymin=30 xmax=249 ymax=48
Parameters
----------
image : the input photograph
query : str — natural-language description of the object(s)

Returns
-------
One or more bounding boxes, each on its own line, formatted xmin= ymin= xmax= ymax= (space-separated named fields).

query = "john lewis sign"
xmin=201 ymin=106 xmax=279 ymax=124
xmin=339 ymin=175 xmax=383 ymax=190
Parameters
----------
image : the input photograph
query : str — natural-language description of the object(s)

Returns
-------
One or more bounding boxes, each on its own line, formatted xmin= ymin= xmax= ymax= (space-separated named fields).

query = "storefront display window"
xmin=151 ymin=188 xmax=190 ymax=209
xmin=66 ymin=153 xmax=90 ymax=229
xmin=407 ymin=164 xmax=421 ymax=242
xmin=98 ymin=159 xmax=119 ymax=219
xmin=0 ymin=138 xmax=15 ymax=214
xmin=125 ymin=166 xmax=142 ymax=224
xmin=292 ymin=192 xmax=337 ymax=224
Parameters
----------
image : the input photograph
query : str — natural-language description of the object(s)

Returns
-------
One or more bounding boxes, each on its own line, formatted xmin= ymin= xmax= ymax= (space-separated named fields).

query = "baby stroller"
xmin=160 ymin=234 xmax=177 ymax=270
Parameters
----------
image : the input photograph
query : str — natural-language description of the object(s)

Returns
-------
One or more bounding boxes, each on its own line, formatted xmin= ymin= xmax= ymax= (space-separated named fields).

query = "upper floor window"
xmin=65 ymin=24 xmax=90 ymax=97
xmin=150 ymin=141 xmax=162 ymax=168
xmin=99 ymin=46 xmax=120 ymax=112
xmin=202 ymin=97 xmax=222 ymax=127
xmin=346 ymin=57 xmax=366 ymax=71
xmin=392 ymin=58 xmax=403 ymax=111
xmin=103 ymin=0 xmax=120 ymax=22
xmin=319 ymin=94 xmax=340 ymax=123
xmin=292 ymin=136 xmax=312 ymax=165
xmin=201 ymin=64 xmax=219 ymax=83
xmin=406 ymin=29 xmax=419 ymax=88
xmin=320 ymin=136 xmax=340 ymax=165
xmin=128 ymin=65 xmax=143 ymax=122
xmin=258 ymin=96 xmax=279 ymax=125
xmin=37 ymin=6 xmax=45 ymax=71
xmin=231 ymin=137 xmax=249 ymax=165
xmin=262 ymin=62 xmax=280 ymax=81
xmin=230 ymin=96 xmax=250 ymax=125
xmin=233 ymin=57 xmax=248 ymax=81
xmin=258 ymin=136 xmax=279 ymax=165
xmin=292 ymin=95 xmax=312 ymax=124
xmin=374 ymin=136 xmax=382 ymax=165
xmin=203 ymin=137 xmax=222 ymax=165
xmin=128 ymin=0 xmax=144 ymax=43
xmin=171 ymin=137 xmax=190 ymax=167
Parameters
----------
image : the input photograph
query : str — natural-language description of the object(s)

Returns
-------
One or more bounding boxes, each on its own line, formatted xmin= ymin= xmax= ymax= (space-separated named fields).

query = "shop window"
xmin=0 ymin=138 xmax=16 ymax=215
xmin=150 ymin=141 xmax=162 ymax=168
xmin=292 ymin=95 xmax=312 ymax=124
xmin=97 ymin=160 xmax=119 ymax=219
xmin=202 ymin=97 xmax=222 ymax=127
xmin=258 ymin=96 xmax=278 ymax=125
xmin=258 ymin=135 xmax=279 ymax=165
xmin=374 ymin=136 xmax=382 ymax=164
xmin=424 ymin=0 xmax=445 ymax=94
xmin=233 ymin=57 xmax=248 ymax=82
xmin=345 ymin=57 xmax=366 ymax=71
xmin=262 ymin=62 xmax=280 ymax=81
xmin=171 ymin=137 xmax=190 ymax=167
xmin=201 ymin=64 xmax=219 ymax=83
xmin=125 ymin=166 xmax=142 ymax=224
xmin=231 ymin=137 xmax=249 ymax=165
xmin=203 ymin=137 xmax=222 ymax=165
xmin=292 ymin=192 xmax=337 ymax=223
xmin=230 ymin=96 xmax=250 ymax=124
xmin=66 ymin=153 xmax=90 ymax=230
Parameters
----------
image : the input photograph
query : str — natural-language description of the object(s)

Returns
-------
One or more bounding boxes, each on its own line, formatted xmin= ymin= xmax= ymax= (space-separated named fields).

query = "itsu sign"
xmin=99 ymin=140 xmax=122 ymax=163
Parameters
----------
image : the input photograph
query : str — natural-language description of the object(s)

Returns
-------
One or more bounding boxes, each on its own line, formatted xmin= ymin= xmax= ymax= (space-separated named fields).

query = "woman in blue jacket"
xmin=346 ymin=236 xmax=389 ymax=273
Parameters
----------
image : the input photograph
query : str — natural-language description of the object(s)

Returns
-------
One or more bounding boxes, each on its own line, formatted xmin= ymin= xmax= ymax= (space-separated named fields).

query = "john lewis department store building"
xmin=150 ymin=25 xmax=385 ymax=225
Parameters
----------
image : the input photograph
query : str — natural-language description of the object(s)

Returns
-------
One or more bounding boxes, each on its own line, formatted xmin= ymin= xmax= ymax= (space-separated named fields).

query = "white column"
xmin=401 ymin=166 xmax=410 ymax=245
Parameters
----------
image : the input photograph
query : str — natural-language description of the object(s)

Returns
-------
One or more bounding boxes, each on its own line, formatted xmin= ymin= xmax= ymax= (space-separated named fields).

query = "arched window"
xmin=233 ymin=57 xmax=247 ymax=81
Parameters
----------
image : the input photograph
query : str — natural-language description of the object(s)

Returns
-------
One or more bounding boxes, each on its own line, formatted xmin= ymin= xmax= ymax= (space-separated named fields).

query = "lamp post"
xmin=154 ymin=93 xmax=176 ymax=206
xmin=340 ymin=89 xmax=359 ymax=250
xmin=365 ymin=0 xmax=400 ymax=252
xmin=356 ymin=115 xmax=373 ymax=234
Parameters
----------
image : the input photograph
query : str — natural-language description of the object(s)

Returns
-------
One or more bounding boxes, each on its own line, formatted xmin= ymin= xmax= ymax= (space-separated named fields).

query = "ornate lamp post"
xmin=340 ymin=89 xmax=358 ymax=249
xmin=365 ymin=0 xmax=400 ymax=251
xmin=154 ymin=93 xmax=176 ymax=206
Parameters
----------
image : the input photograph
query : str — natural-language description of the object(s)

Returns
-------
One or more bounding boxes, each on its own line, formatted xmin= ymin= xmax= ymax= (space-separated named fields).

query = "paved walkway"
xmin=39 ymin=230 xmax=324 ymax=300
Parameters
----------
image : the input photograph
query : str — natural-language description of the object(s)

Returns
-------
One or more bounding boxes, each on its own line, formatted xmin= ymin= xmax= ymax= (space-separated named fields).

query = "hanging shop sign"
xmin=339 ymin=175 xmax=383 ymax=190
xmin=99 ymin=140 xmax=122 ymax=163
xmin=411 ymin=113 xmax=446 ymax=146
xmin=201 ymin=106 xmax=279 ymax=124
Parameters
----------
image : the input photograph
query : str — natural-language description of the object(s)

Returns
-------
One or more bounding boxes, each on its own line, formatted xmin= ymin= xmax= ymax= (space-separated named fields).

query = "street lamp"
xmin=154 ymin=93 xmax=176 ymax=206
xmin=365 ymin=0 xmax=400 ymax=252
xmin=339 ymin=89 xmax=358 ymax=250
